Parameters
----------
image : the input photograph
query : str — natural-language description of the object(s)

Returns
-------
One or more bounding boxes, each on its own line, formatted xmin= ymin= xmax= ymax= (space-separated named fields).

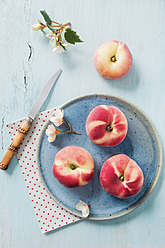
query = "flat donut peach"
xmin=94 ymin=40 xmax=133 ymax=79
xmin=86 ymin=105 xmax=128 ymax=147
xmin=52 ymin=146 xmax=94 ymax=188
xmin=100 ymin=154 xmax=144 ymax=198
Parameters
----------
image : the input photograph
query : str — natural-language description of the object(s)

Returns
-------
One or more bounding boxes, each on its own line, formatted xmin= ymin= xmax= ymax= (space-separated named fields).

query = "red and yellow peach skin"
xmin=94 ymin=40 xmax=133 ymax=79
xmin=100 ymin=154 xmax=144 ymax=198
xmin=52 ymin=146 xmax=94 ymax=188
xmin=86 ymin=105 xmax=128 ymax=147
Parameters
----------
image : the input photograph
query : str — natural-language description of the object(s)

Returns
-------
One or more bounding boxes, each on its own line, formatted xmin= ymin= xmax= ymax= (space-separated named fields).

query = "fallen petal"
xmin=76 ymin=200 xmax=89 ymax=218
xmin=82 ymin=206 xmax=89 ymax=218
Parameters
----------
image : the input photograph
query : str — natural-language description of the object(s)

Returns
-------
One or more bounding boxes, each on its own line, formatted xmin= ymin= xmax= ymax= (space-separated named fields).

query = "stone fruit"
xmin=86 ymin=105 xmax=128 ymax=147
xmin=52 ymin=146 xmax=94 ymax=188
xmin=100 ymin=154 xmax=144 ymax=198
xmin=94 ymin=40 xmax=133 ymax=79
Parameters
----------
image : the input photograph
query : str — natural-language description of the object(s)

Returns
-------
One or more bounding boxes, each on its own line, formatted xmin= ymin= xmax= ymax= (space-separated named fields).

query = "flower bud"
xmin=32 ymin=24 xmax=42 ymax=31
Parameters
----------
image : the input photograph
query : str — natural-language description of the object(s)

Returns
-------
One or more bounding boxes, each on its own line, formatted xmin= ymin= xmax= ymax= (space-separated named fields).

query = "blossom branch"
xmin=63 ymin=120 xmax=81 ymax=135
xmin=32 ymin=10 xmax=83 ymax=53
xmin=45 ymin=108 xmax=81 ymax=143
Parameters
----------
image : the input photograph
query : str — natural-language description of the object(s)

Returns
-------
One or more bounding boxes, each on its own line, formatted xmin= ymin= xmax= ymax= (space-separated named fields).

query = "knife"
xmin=0 ymin=69 xmax=62 ymax=170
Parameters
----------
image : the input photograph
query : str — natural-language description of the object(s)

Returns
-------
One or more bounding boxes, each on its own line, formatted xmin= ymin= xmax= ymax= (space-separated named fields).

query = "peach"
xmin=86 ymin=105 xmax=128 ymax=147
xmin=52 ymin=146 xmax=94 ymax=188
xmin=94 ymin=40 xmax=133 ymax=79
xmin=100 ymin=154 xmax=144 ymax=198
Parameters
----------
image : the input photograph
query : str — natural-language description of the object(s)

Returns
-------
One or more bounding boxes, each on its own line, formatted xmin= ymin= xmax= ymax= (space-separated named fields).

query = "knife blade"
xmin=28 ymin=69 xmax=62 ymax=120
xmin=0 ymin=69 xmax=62 ymax=170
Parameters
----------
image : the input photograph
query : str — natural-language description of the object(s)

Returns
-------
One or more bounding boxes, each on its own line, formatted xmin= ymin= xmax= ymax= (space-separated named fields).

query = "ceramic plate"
xmin=38 ymin=94 xmax=162 ymax=220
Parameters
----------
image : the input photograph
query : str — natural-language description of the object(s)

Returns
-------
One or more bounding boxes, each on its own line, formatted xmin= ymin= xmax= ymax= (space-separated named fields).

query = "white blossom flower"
xmin=45 ymin=33 xmax=58 ymax=47
xmin=45 ymin=125 xmax=57 ymax=142
xmin=53 ymin=45 xmax=65 ymax=53
xmin=32 ymin=24 xmax=43 ymax=31
xmin=50 ymin=108 xmax=64 ymax=127
xmin=76 ymin=200 xmax=89 ymax=218
xmin=45 ymin=33 xmax=69 ymax=53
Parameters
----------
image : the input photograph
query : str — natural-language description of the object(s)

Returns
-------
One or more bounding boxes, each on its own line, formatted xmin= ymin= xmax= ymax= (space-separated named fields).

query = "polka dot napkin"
xmin=7 ymin=108 xmax=81 ymax=234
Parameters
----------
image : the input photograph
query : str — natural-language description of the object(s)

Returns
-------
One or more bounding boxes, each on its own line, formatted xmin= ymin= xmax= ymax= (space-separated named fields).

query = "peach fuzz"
xmin=86 ymin=105 xmax=128 ymax=147
xmin=94 ymin=40 xmax=133 ymax=79
xmin=52 ymin=146 xmax=94 ymax=188
xmin=100 ymin=154 xmax=144 ymax=199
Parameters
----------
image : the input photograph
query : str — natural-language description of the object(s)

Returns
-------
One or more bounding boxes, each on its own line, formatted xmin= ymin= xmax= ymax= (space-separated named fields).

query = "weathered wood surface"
xmin=0 ymin=0 xmax=165 ymax=247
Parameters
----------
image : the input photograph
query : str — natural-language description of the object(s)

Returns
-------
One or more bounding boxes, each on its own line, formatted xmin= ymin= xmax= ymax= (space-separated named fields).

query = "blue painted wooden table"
xmin=0 ymin=0 xmax=164 ymax=247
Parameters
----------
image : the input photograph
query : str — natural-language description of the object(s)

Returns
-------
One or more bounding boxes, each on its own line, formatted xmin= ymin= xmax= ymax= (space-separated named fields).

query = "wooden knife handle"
xmin=0 ymin=117 xmax=33 ymax=170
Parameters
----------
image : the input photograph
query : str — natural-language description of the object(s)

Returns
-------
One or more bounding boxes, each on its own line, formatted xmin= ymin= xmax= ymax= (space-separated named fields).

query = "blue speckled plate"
xmin=38 ymin=94 xmax=162 ymax=220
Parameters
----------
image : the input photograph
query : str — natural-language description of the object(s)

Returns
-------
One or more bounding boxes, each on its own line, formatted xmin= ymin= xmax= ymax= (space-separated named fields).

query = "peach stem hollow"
xmin=69 ymin=163 xmax=77 ymax=170
xmin=119 ymin=174 xmax=125 ymax=182
xmin=106 ymin=125 xmax=113 ymax=132
xmin=111 ymin=55 xmax=117 ymax=62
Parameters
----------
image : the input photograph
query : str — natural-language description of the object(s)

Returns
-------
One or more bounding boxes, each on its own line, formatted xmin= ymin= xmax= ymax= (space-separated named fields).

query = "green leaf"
xmin=40 ymin=10 xmax=52 ymax=26
xmin=64 ymin=28 xmax=83 ymax=44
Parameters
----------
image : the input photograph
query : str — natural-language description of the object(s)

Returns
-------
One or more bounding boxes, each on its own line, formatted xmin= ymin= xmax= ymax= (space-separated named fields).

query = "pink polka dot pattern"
xmin=7 ymin=109 xmax=81 ymax=234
